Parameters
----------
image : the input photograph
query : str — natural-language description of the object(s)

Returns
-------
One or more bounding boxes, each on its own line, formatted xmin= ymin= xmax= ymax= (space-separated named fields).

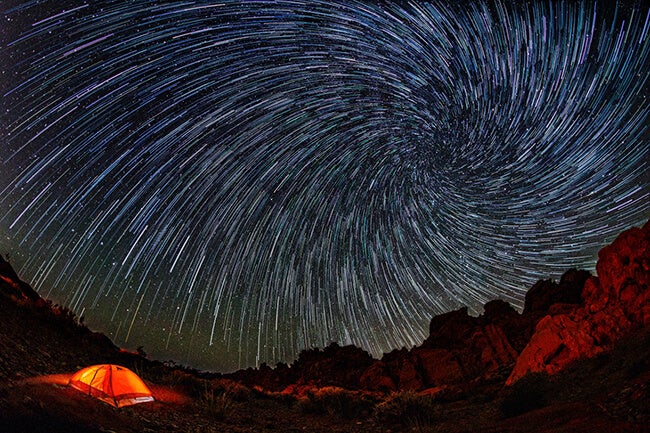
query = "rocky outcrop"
xmin=507 ymin=220 xmax=650 ymax=384
xmin=0 ymin=255 xmax=40 ymax=302
xmin=238 ymin=261 xmax=595 ymax=393
xmin=523 ymin=269 xmax=590 ymax=314
xmin=200 ymin=221 xmax=650 ymax=393
xmin=359 ymin=299 xmax=564 ymax=392
xmin=227 ymin=342 xmax=375 ymax=392
xmin=359 ymin=221 xmax=649 ymax=391
xmin=288 ymin=342 xmax=375 ymax=389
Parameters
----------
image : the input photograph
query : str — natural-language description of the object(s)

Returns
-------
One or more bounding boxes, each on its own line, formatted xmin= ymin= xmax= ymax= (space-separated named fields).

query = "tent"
xmin=69 ymin=364 xmax=154 ymax=407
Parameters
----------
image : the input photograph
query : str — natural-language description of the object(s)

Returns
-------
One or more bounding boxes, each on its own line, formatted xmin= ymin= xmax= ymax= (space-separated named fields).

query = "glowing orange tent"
xmin=69 ymin=364 xmax=154 ymax=407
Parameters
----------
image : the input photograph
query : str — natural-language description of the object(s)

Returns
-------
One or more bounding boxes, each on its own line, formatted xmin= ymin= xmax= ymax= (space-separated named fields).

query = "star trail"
xmin=1 ymin=0 xmax=648 ymax=372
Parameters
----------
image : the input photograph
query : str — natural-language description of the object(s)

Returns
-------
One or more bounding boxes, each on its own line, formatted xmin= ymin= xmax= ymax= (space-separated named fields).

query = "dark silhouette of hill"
xmin=0 ymin=255 xmax=147 ymax=379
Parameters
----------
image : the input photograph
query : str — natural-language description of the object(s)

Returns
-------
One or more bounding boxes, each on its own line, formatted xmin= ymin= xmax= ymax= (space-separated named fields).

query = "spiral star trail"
xmin=1 ymin=0 xmax=648 ymax=371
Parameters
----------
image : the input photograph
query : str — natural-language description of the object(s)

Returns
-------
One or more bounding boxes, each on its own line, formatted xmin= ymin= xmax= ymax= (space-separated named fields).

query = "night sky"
xmin=1 ymin=0 xmax=648 ymax=372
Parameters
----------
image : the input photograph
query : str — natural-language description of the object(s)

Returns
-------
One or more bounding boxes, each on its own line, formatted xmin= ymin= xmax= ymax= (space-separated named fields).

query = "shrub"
xmin=373 ymin=391 xmax=438 ymax=429
xmin=298 ymin=386 xmax=375 ymax=420
xmin=209 ymin=378 xmax=252 ymax=402
xmin=202 ymin=381 xmax=234 ymax=421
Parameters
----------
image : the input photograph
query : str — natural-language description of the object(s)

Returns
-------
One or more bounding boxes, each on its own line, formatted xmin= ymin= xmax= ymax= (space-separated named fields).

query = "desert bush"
xmin=500 ymin=372 xmax=550 ymax=418
xmin=153 ymin=367 xmax=188 ymax=389
xmin=298 ymin=386 xmax=375 ymax=419
xmin=132 ymin=361 xmax=167 ymax=383
xmin=266 ymin=390 xmax=298 ymax=406
xmin=209 ymin=378 xmax=252 ymax=402
xmin=202 ymin=382 xmax=233 ymax=421
xmin=176 ymin=371 xmax=205 ymax=395
xmin=373 ymin=391 xmax=438 ymax=429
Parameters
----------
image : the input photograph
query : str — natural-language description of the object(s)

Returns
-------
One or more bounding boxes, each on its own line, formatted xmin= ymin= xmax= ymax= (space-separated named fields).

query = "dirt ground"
xmin=1 ymin=364 xmax=648 ymax=433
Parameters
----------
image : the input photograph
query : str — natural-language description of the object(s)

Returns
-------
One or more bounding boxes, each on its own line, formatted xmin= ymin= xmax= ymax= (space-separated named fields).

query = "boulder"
xmin=413 ymin=348 xmax=464 ymax=385
xmin=523 ymin=268 xmax=588 ymax=314
xmin=472 ymin=323 xmax=519 ymax=372
xmin=394 ymin=355 xmax=422 ymax=390
xmin=359 ymin=361 xmax=396 ymax=391
xmin=592 ymin=221 xmax=650 ymax=324
xmin=426 ymin=307 xmax=476 ymax=348
xmin=506 ymin=314 xmax=601 ymax=384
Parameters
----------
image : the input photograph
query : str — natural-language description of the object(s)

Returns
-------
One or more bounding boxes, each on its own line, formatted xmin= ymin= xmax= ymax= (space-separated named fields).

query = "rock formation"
xmin=333 ymin=221 xmax=649 ymax=392
xmin=507 ymin=220 xmax=650 ymax=384
xmin=356 ymin=266 xmax=596 ymax=392
xmin=226 ymin=216 xmax=649 ymax=394
xmin=227 ymin=342 xmax=375 ymax=392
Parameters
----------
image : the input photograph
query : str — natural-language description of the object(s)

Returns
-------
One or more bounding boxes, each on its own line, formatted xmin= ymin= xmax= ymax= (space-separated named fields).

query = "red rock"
xmin=523 ymin=269 xmax=588 ymax=314
xmin=473 ymin=324 xmax=518 ymax=370
xmin=359 ymin=361 xmax=396 ymax=391
xmin=394 ymin=355 xmax=422 ymax=390
xmin=594 ymin=223 xmax=650 ymax=305
xmin=377 ymin=307 xmax=522 ymax=391
xmin=582 ymin=277 xmax=608 ymax=313
xmin=229 ymin=220 xmax=649 ymax=394
xmin=426 ymin=307 xmax=476 ymax=347
xmin=413 ymin=348 xmax=464 ymax=385
xmin=506 ymin=314 xmax=601 ymax=384
xmin=508 ymin=220 xmax=650 ymax=385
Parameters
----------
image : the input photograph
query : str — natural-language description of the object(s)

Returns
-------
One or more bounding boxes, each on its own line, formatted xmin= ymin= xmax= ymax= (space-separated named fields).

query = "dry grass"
xmin=373 ymin=391 xmax=439 ymax=431
xmin=298 ymin=386 xmax=376 ymax=419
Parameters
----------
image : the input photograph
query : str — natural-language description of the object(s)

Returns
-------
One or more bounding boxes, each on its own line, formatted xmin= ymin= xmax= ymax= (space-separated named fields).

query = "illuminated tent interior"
xmin=69 ymin=364 xmax=154 ymax=408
